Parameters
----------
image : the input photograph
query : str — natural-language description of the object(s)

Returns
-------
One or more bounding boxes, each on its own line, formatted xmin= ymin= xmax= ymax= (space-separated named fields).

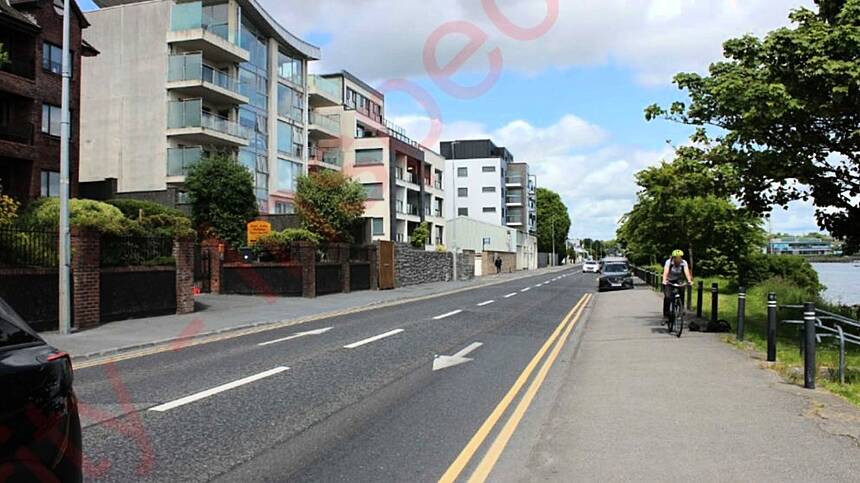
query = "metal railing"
xmin=0 ymin=228 xmax=58 ymax=268
xmin=385 ymin=119 xmax=419 ymax=147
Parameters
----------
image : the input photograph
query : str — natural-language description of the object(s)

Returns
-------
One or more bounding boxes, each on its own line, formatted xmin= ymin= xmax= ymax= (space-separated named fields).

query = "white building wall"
xmin=445 ymin=217 xmax=516 ymax=253
xmin=80 ymin=1 xmax=171 ymax=192
xmin=444 ymin=157 xmax=503 ymax=225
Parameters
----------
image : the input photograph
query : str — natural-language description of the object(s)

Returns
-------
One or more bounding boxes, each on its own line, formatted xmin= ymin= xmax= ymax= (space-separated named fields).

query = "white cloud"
xmin=266 ymin=0 xmax=812 ymax=86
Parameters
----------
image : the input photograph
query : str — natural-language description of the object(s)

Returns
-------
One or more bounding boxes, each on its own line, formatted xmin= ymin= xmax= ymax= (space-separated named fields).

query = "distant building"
xmin=769 ymin=237 xmax=834 ymax=256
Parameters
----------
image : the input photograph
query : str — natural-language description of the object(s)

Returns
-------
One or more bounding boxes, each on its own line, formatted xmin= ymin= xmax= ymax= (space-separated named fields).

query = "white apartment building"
xmin=79 ymin=0 xmax=319 ymax=213
xmin=304 ymin=71 xmax=447 ymax=245
xmin=440 ymin=139 xmax=537 ymax=235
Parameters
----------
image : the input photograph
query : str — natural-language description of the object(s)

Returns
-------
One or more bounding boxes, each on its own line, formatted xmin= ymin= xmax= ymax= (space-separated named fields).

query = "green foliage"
xmin=185 ymin=154 xmax=258 ymax=247
xmin=617 ymin=153 xmax=767 ymax=280
xmin=646 ymin=0 xmax=860 ymax=250
xmin=295 ymin=171 xmax=366 ymax=242
xmin=107 ymin=199 xmax=187 ymax=220
xmin=410 ymin=222 xmax=430 ymax=248
xmin=20 ymin=198 xmax=128 ymax=234
xmin=738 ymin=253 xmax=823 ymax=293
xmin=536 ymin=188 xmax=571 ymax=253
xmin=252 ymin=228 xmax=320 ymax=261
xmin=107 ymin=199 xmax=194 ymax=239
xmin=0 ymin=186 xmax=19 ymax=225
xmin=0 ymin=43 xmax=8 ymax=68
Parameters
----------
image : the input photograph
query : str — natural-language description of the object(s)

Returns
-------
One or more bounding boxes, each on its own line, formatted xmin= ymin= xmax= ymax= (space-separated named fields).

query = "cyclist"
xmin=663 ymin=249 xmax=693 ymax=323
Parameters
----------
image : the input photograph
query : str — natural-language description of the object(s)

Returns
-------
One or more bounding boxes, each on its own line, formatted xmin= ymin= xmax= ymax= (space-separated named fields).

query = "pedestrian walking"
xmin=495 ymin=256 xmax=503 ymax=274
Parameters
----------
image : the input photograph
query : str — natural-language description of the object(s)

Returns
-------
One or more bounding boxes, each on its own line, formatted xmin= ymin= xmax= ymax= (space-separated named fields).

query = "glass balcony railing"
xmin=170 ymin=1 xmax=235 ymax=43
xmin=167 ymin=99 xmax=249 ymax=139
xmin=506 ymin=215 xmax=524 ymax=224
xmin=309 ymin=75 xmax=342 ymax=100
xmin=167 ymin=146 xmax=203 ymax=177
xmin=168 ymin=53 xmax=243 ymax=96
xmin=506 ymin=195 xmax=524 ymax=204
xmin=309 ymin=147 xmax=343 ymax=167
xmin=310 ymin=111 xmax=340 ymax=133
xmin=506 ymin=175 xmax=525 ymax=185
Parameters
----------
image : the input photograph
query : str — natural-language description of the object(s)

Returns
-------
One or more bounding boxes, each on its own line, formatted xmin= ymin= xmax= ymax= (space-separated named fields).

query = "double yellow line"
xmin=439 ymin=293 xmax=592 ymax=483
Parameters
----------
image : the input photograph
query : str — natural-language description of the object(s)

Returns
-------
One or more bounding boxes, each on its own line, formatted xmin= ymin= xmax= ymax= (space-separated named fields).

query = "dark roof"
xmin=0 ymin=0 xmax=38 ymax=28
xmin=7 ymin=0 xmax=90 ymax=28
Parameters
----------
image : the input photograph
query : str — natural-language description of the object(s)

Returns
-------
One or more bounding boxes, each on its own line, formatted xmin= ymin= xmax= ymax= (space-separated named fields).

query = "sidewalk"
xmin=43 ymin=266 xmax=570 ymax=360
xmin=508 ymin=286 xmax=860 ymax=482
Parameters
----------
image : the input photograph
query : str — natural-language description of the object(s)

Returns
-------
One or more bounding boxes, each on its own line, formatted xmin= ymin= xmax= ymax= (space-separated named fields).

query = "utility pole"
xmin=450 ymin=141 xmax=459 ymax=281
xmin=551 ymin=217 xmax=555 ymax=267
xmin=58 ymin=0 xmax=72 ymax=335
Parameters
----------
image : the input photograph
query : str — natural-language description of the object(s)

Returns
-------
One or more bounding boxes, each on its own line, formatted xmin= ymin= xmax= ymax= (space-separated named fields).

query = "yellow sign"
xmin=247 ymin=221 xmax=272 ymax=245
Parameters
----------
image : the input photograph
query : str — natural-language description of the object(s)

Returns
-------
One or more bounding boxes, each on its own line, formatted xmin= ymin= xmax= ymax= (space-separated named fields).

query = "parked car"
xmin=582 ymin=260 xmax=600 ymax=273
xmin=0 ymin=297 xmax=82 ymax=482
xmin=597 ymin=262 xmax=634 ymax=292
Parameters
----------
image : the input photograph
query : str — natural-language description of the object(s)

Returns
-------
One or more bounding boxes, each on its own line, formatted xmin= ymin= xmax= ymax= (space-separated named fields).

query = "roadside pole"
xmin=58 ymin=0 xmax=72 ymax=335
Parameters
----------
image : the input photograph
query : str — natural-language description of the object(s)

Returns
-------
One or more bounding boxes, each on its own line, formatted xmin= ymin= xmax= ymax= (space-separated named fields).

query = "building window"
xmin=41 ymin=104 xmax=65 ymax=137
xmin=275 ymin=201 xmax=295 ymax=214
xmin=458 ymin=187 xmax=468 ymax=197
xmin=40 ymin=171 xmax=60 ymax=197
xmin=277 ymin=51 xmax=303 ymax=85
xmin=482 ymin=166 xmax=496 ymax=173
xmin=277 ymin=120 xmax=302 ymax=157
xmin=277 ymin=158 xmax=303 ymax=193
xmin=355 ymin=148 xmax=383 ymax=165
xmin=458 ymin=207 xmax=469 ymax=216
xmin=363 ymin=183 xmax=384 ymax=200
xmin=483 ymin=207 xmax=497 ymax=213
xmin=42 ymin=42 xmax=69 ymax=76
xmin=457 ymin=167 xmax=468 ymax=177
xmin=371 ymin=218 xmax=384 ymax=236
xmin=277 ymin=83 xmax=303 ymax=123
xmin=482 ymin=186 xmax=496 ymax=193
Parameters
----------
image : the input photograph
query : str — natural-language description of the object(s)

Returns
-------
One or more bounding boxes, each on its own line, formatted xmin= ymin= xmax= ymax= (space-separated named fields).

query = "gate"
xmin=378 ymin=240 xmax=395 ymax=290
xmin=194 ymin=244 xmax=211 ymax=293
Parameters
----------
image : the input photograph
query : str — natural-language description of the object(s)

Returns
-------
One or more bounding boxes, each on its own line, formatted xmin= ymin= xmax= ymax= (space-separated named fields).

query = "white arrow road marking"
xmin=149 ymin=366 xmax=289 ymax=412
xmin=477 ymin=300 xmax=495 ymax=307
xmin=504 ymin=293 xmax=518 ymax=298
xmin=521 ymin=287 xmax=531 ymax=292
xmin=344 ymin=329 xmax=404 ymax=349
xmin=434 ymin=309 xmax=463 ymax=320
xmin=433 ymin=342 xmax=484 ymax=371
xmin=257 ymin=327 xmax=333 ymax=347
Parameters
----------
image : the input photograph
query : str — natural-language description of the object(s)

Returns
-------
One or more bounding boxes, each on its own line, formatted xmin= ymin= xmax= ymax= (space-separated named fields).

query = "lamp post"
xmin=58 ymin=0 xmax=72 ymax=335
xmin=450 ymin=141 xmax=459 ymax=281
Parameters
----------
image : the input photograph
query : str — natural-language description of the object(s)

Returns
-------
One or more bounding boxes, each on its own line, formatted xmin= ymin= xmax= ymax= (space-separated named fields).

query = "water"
xmin=812 ymin=263 xmax=860 ymax=306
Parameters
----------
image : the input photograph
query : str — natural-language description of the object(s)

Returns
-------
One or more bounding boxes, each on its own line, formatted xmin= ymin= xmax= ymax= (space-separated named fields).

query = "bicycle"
xmin=666 ymin=282 xmax=687 ymax=338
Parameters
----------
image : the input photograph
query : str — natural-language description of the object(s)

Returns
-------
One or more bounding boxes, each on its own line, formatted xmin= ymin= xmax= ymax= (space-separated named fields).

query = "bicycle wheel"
xmin=674 ymin=298 xmax=684 ymax=338
xmin=666 ymin=303 xmax=674 ymax=334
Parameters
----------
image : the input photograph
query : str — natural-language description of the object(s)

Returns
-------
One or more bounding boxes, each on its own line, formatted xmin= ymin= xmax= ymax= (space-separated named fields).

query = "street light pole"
xmin=58 ymin=0 xmax=72 ymax=335
xmin=450 ymin=141 xmax=459 ymax=281
xmin=551 ymin=217 xmax=555 ymax=267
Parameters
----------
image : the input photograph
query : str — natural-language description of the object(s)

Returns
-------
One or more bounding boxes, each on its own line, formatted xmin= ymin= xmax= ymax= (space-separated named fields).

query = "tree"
xmin=536 ymin=188 xmax=571 ymax=254
xmin=295 ymin=170 xmax=366 ymax=242
xmin=185 ymin=154 xmax=258 ymax=248
xmin=646 ymin=0 xmax=860 ymax=250
xmin=410 ymin=222 xmax=430 ymax=248
xmin=617 ymin=154 xmax=767 ymax=280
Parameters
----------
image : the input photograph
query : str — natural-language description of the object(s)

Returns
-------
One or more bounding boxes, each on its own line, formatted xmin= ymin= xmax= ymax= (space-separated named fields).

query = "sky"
xmin=79 ymin=0 xmax=822 ymax=240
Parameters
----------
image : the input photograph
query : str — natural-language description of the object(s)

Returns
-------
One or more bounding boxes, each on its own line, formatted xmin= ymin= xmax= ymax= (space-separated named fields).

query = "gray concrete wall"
xmin=80 ymin=1 xmax=170 ymax=193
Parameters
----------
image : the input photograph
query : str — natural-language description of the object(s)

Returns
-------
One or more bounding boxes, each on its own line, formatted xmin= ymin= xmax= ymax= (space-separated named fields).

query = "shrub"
xmin=252 ymin=228 xmax=320 ymax=261
xmin=295 ymin=171 xmax=366 ymax=242
xmin=740 ymin=253 xmax=822 ymax=293
xmin=107 ymin=199 xmax=188 ymax=220
xmin=19 ymin=198 xmax=128 ymax=234
xmin=0 ymin=193 xmax=19 ymax=226
xmin=410 ymin=222 xmax=430 ymax=248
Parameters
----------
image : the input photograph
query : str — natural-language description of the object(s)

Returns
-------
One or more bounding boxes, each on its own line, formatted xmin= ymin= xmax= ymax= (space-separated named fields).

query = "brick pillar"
xmin=295 ymin=241 xmax=316 ymax=298
xmin=369 ymin=244 xmax=379 ymax=290
xmin=174 ymin=238 xmax=195 ymax=314
xmin=340 ymin=243 xmax=351 ymax=294
xmin=202 ymin=238 xmax=222 ymax=294
xmin=71 ymin=228 xmax=100 ymax=329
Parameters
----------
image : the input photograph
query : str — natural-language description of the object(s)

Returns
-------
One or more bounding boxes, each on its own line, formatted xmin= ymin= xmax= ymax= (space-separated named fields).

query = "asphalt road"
xmin=73 ymin=267 xmax=593 ymax=482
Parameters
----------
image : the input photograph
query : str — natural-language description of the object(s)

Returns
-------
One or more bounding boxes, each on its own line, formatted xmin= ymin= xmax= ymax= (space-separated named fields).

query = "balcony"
xmin=309 ymin=146 xmax=343 ymax=169
xmin=506 ymin=195 xmax=524 ymax=206
xmin=167 ymin=1 xmax=248 ymax=64
xmin=166 ymin=146 xmax=204 ymax=177
xmin=167 ymin=53 xmax=248 ymax=106
xmin=506 ymin=214 xmax=524 ymax=226
xmin=0 ymin=122 xmax=33 ymax=145
xmin=395 ymin=167 xmax=419 ymax=189
xmin=505 ymin=175 xmax=525 ymax=188
xmin=308 ymin=75 xmax=341 ymax=107
xmin=167 ymin=99 xmax=249 ymax=147
xmin=395 ymin=200 xmax=419 ymax=218
xmin=309 ymin=111 xmax=340 ymax=139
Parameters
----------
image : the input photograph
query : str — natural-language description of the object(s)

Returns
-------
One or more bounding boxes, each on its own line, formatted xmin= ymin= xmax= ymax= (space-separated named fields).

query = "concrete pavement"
xmin=497 ymin=285 xmax=860 ymax=482
xmin=43 ymin=265 xmax=571 ymax=361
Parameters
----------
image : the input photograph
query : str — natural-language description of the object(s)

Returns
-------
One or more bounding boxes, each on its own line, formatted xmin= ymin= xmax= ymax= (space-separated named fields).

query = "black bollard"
xmin=767 ymin=293 xmax=777 ymax=362
xmin=711 ymin=283 xmax=719 ymax=324
xmin=696 ymin=281 xmax=704 ymax=319
xmin=737 ymin=287 xmax=746 ymax=341
xmin=686 ymin=283 xmax=693 ymax=310
xmin=804 ymin=302 xmax=816 ymax=389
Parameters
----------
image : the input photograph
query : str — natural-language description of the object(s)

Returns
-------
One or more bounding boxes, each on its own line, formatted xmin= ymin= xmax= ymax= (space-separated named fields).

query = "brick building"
xmin=0 ymin=0 xmax=97 ymax=205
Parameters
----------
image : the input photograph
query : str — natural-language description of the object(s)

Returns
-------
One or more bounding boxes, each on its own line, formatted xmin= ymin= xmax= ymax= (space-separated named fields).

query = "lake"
xmin=812 ymin=263 xmax=860 ymax=306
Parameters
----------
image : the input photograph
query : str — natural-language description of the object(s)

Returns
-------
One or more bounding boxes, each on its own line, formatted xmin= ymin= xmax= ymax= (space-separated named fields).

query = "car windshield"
xmin=603 ymin=264 xmax=627 ymax=273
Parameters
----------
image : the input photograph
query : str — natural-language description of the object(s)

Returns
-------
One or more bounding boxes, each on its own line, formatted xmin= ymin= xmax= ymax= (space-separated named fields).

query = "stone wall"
xmin=394 ymin=244 xmax=475 ymax=287
xmin=481 ymin=251 xmax=517 ymax=275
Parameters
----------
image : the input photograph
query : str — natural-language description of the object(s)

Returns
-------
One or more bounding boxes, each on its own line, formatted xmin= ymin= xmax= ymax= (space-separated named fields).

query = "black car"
xmin=597 ymin=262 xmax=634 ymax=292
xmin=0 ymin=298 xmax=82 ymax=482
